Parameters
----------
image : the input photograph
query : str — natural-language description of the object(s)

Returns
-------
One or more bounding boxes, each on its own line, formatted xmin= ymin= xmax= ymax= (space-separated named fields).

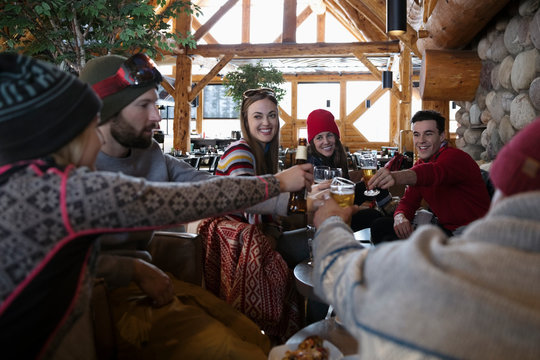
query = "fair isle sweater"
xmin=0 ymin=158 xmax=280 ymax=359
xmin=313 ymin=191 xmax=540 ymax=359
xmin=216 ymin=139 xmax=289 ymax=224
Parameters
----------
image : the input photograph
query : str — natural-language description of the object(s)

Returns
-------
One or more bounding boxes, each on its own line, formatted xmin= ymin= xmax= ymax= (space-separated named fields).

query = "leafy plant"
xmin=223 ymin=61 xmax=286 ymax=109
xmin=0 ymin=0 xmax=201 ymax=73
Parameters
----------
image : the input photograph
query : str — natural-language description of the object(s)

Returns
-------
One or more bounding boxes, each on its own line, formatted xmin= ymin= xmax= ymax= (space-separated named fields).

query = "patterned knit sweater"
xmin=0 ymin=158 xmax=280 ymax=359
xmin=313 ymin=191 xmax=540 ymax=359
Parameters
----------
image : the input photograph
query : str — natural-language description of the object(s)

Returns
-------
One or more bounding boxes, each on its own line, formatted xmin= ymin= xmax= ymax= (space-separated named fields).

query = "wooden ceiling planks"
xmin=181 ymin=41 xmax=400 ymax=57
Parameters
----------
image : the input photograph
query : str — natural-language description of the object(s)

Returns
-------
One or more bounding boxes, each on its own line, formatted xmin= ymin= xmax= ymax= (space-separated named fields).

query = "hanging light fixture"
xmin=309 ymin=0 xmax=327 ymax=15
xmin=382 ymin=70 xmax=393 ymax=89
xmin=386 ymin=0 xmax=407 ymax=35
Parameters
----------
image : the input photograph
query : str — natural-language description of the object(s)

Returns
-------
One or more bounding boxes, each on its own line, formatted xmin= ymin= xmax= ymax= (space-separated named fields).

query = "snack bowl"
xmin=268 ymin=339 xmax=343 ymax=360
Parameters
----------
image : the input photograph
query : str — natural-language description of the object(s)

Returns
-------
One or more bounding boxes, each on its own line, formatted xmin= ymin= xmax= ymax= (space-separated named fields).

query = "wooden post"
xmin=317 ymin=13 xmax=325 ymax=42
xmin=242 ymin=0 xmax=250 ymax=43
xmin=290 ymin=81 xmax=298 ymax=140
xmin=422 ymin=100 xmax=450 ymax=139
xmin=283 ymin=0 xmax=297 ymax=43
xmin=398 ymin=44 xmax=412 ymax=139
xmin=174 ymin=55 xmax=192 ymax=151
xmin=174 ymin=11 xmax=192 ymax=152
xmin=339 ymin=80 xmax=346 ymax=139
xmin=196 ymin=90 xmax=203 ymax=135
xmin=389 ymin=92 xmax=399 ymax=145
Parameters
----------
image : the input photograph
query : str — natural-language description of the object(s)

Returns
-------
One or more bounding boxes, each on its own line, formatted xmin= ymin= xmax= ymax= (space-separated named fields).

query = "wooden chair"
xmin=183 ymin=156 xmax=201 ymax=169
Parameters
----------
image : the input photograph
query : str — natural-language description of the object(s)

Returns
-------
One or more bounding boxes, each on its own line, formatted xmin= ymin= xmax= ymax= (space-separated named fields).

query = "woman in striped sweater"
xmin=215 ymin=88 xmax=309 ymax=266
xmin=198 ymin=88 xmax=310 ymax=342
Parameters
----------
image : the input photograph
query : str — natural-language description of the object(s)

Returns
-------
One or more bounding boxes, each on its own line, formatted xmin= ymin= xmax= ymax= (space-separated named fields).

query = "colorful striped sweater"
xmin=217 ymin=139 xmax=278 ymax=225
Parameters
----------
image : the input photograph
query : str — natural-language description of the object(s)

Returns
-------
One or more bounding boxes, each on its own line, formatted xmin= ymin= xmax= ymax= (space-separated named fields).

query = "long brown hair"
xmin=240 ymin=88 xmax=279 ymax=175
xmin=308 ymin=136 xmax=349 ymax=176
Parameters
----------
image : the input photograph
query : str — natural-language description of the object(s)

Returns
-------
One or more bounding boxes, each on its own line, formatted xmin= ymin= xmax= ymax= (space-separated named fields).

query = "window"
xmin=203 ymin=85 xmax=240 ymax=119
xmin=297 ymin=82 xmax=340 ymax=119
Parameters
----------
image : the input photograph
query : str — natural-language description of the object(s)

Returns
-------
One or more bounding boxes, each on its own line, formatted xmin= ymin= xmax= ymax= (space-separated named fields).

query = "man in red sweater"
xmin=368 ymin=110 xmax=491 ymax=243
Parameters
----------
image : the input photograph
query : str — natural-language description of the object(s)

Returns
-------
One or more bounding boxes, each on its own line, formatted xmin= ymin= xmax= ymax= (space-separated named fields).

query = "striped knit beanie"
xmin=0 ymin=53 xmax=102 ymax=166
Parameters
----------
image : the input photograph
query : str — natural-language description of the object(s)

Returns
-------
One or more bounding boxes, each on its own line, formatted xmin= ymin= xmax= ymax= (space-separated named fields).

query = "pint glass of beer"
xmin=330 ymin=177 xmax=356 ymax=207
xmin=360 ymin=153 xmax=380 ymax=196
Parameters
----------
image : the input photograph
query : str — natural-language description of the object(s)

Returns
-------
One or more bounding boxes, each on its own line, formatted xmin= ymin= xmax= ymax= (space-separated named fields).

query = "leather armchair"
xmin=91 ymin=231 xmax=203 ymax=359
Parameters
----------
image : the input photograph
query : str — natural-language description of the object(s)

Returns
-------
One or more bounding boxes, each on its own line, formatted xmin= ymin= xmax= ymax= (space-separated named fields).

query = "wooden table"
xmin=286 ymin=317 xmax=359 ymax=356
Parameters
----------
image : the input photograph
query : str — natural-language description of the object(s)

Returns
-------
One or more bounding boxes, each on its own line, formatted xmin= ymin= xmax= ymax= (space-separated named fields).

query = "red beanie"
xmin=490 ymin=117 xmax=540 ymax=196
xmin=307 ymin=109 xmax=340 ymax=142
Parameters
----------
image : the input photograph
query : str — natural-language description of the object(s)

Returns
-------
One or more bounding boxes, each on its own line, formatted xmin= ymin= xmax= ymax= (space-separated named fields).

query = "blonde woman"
xmin=0 ymin=54 xmax=311 ymax=359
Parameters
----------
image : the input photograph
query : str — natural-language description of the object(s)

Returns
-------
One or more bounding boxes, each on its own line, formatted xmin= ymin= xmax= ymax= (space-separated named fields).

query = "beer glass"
xmin=313 ymin=166 xmax=330 ymax=184
xmin=360 ymin=153 xmax=380 ymax=196
xmin=330 ymin=177 xmax=356 ymax=207
xmin=328 ymin=167 xmax=343 ymax=179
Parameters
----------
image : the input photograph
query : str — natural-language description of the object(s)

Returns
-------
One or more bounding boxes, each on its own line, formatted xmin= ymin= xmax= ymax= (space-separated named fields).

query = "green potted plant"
xmin=223 ymin=61 xmax=286 ymax=109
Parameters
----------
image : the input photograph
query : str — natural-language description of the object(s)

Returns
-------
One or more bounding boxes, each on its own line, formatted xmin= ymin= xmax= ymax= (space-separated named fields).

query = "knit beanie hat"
xmin=0 ymin=53 xmax=102 ymax=166
xmin=307 ymin=109 xmax=340 ymax=142
xmin=490 ymin=117 xmax=540 ymax=196
xmin=79 ymin=55 xmax=161 ymax=123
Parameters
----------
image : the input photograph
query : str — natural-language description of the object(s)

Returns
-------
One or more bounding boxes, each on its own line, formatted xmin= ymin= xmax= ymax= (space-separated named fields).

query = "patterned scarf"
xmin=198 ymin=217 xmax=302 ymax=342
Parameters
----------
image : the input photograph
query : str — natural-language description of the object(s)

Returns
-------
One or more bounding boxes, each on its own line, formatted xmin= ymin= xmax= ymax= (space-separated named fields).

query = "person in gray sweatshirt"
xmin=78 ymin=53 xmax=313 ymax=359
xmin=310 ymin=117 xmax=540 ymax=359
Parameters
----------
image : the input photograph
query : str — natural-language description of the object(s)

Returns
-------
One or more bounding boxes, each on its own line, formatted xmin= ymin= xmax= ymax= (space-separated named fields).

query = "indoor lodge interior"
xmin=2 ymin=0 xmax=540 ymax=359
xmin=156 ymin=0 xmax=525 ymax=166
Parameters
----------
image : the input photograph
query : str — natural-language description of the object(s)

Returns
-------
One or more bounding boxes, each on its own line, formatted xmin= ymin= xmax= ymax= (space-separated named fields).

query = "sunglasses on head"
xmin=92 ymin=53 xmax=163 ymax=99
xmin=242 ymin=87 xmax=276 ymax=99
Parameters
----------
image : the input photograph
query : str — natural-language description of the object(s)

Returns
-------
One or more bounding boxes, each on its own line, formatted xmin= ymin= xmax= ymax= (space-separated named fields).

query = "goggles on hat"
xmin=92 ymin=53 xmax=163 ymax=99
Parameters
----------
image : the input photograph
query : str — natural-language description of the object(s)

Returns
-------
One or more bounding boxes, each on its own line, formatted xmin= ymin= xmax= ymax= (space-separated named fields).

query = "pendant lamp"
xmin=387 ymin=0 xmax=406 ymax=35
xmin=382 ymin=70 xmax=393 ymax=89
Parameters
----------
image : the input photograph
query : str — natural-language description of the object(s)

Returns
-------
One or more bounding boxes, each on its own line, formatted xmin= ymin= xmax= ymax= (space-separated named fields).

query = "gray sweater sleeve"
xmin=244 ymin=192 xmax=290 ymax=216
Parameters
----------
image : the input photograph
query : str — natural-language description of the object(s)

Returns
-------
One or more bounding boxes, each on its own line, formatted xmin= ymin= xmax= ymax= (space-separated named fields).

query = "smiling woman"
xmin=201 ymin=88 xmax=310 ymax=341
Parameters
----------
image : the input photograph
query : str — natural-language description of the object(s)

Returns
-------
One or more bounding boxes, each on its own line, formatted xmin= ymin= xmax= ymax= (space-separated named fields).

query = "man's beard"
xmin=110 ymin=117 xmax=154 ymax=149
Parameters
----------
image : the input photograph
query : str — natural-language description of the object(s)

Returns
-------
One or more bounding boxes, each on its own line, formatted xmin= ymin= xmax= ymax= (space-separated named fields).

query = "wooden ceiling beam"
xmin=242 ymin=0 xmax=250 ymax=43
xmin=353 ymin=50 xmax=403 ymax=101
xmin=325 ymin=0 xmax=366 ymax=42
xmin=326 ymin=0 xmax=387 ymax=41
xmin=283 ymin=73 xmax=376 ymax=81
xmin=417 ymin=0 xmax=511 ymax=52
xmin=283 ymin=0 xmax=297 ymax=43
xmin=317 ymin=13 xmax=325 ymax=43
xmin=189 ymin=54 xmax=233 ymax=102
xmin=274 ymin=5 xmax=312 ymax=43
xmin=192 ymin=17 xmax=218 ymax=44
xmin=190 ymin=72 xmax=378 ymax=82
xmin=193 ymin=0 xmax=239 ymax=42
xmin=343 ymin=0 xmax=386 ymax=34
xmin=332 ymin=0 xmax=420 ymax=56
xmin=344 ymin=84 xmax=386 ymax=126
xmin=180 ymin=40 xmax=400 ymax=57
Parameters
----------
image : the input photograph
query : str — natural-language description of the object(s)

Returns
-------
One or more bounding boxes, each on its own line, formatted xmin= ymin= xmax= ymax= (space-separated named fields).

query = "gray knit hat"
xmin=0 ymin=53 xmax=102 ymax=166
xmin=79 ymin=55 xmax=161 ymax=123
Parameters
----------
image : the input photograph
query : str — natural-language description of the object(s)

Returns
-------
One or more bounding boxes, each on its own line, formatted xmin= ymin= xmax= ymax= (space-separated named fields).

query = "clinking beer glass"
xmin=330 ymin=177 xmax=356 ymax=208
xmin=360 ymin=152 xmax=380 ymax=197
